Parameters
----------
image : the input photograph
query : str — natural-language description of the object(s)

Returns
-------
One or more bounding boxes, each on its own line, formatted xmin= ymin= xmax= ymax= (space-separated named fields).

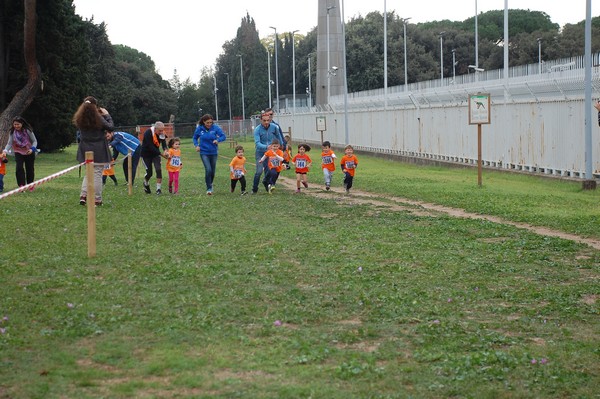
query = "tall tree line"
xmin=2 ymin=1 xmax=599 ymax=152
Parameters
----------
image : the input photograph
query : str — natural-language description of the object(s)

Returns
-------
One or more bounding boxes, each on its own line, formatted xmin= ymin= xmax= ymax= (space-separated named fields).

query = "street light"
xmin=402 ymin=17 xmax=411 ymax=91
xmin=213 ymin=75 xmax=219 ymax=121
xmin=452 ymin=49 xmax=457 ymax=84
xmin=269 ymin=26 xmax=280 ymax=112
xmin=475 ymin=0 xmax=479 ymax=79
xmin=266 ymin=47 xmax=272 ymax=108
xmin=439 ymin=31 xmax=445 ymax=84
xmin=326 ymin=5 xmax=336 ymax=105
xmin=237 ymin=54 xmax=245 ymax=123
xmin=384 ymin=0 xmax=388 ymax=108
xmin=307 ymin=53 xmax=313 ymax=108
xmin=224 ymin=72 xmax=232 ymax=120
xmin=537 ymin=38 xmax=542 ymax=74
xmin=292 ymin=30 xmax=299 ymax=115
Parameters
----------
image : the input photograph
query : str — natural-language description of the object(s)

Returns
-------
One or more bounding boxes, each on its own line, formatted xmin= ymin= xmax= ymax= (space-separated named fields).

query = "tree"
xmin=0 ymin=0 xmax=42 ymax=149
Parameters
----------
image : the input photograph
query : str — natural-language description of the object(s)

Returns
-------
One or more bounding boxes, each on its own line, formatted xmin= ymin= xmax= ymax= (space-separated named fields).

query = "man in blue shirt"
xmin=105 ymin=129 xmax=141 ymax=186
xmin=252 ymin=112 xmax=285 ymax=193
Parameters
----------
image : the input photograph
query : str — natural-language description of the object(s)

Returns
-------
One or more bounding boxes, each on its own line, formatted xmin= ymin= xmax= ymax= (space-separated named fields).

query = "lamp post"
xmin=326 ymin=5 xmax=335 ymax=105
xmin=307 ymin=53 xmax=313 ymax=108
xmin=213 ymin=75 xmax=219 ymax=121
xmin=267 ymin=47 xmax=272 ymax=108
xmin=384 ymin=0 xmax=388 ymax=108
xmin=224 ymin=72 xmax=232 ymax=120
xmin=292 ymin=30 xmax=299 ymax=115
xmin=439 ymin=31 xmax=445 ymax=84
xmin=269 ymin=26 xmax=280 ymax=112
xmin=475 ymin=0 xmax=479 ymax=80
xmin=537 ymin=38 xmax=542 ymax=74
xmin=452 ymin=49 xmax=456 ymax=84
xmin=402 ymin=17 xmax=411 ymax=91
xmin=237 ymin=54 xmax=245 ymax=123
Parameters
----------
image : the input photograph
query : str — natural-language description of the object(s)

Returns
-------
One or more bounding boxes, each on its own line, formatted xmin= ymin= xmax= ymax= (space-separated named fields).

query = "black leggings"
xmin=14 ymin=152 xmax=35 ymax=186
xmin=142 ymin=155 xmax=162 ymax=180
xmin=231 ymin=176 xmax=247 ymax=192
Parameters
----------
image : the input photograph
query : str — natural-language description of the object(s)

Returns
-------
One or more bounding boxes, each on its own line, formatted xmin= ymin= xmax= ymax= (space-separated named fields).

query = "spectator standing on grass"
xmin=0 ymin=152 xmax=7 ymax=193
xmin=166 ymin=137 xmax=183 ymax=194
xmin=105 ymin=129 xmax=141 ymax=185
xmin=73 ymin=96 xmax=114 ymax=206
xmin=2 ymin=116 xmax=38 ymax=189
xmin=320 ymin=141 xmax=337 ymax=191
xmin=229 ymin=145 xmax=248 ymax=195
xmin=192 ymin=114 xmax=226 ymax=195
xmin=252 ymin=112 xmax=285 ymax=193
xmin=292 ymin=144 xmax=312 ymax=193
xmin=141 ymin=121 xmax=168 ymax=195
xmin=258 ymin=138 xmax=284 ymax=194
xmin=340 ymin=144 xmax=359 ymax=194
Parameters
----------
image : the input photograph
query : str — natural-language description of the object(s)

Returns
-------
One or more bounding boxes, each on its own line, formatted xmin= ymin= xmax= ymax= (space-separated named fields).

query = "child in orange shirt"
xmin=229 ymin=145 xmax=248 ymax=195
xmin=282 ymin=134 xmax=292 ymax=170
xmin=340 ymin=144 xmax=358 ymax=194
xmin=291 ymin=144 xmax=312 ymax=193
xmin=166 ymin=137 xmax=183 ymax=194
xmin=102 ymin=159 xmax=118 ymax=186
xmin=258 ymin=139 xmax=284 ymax=194
xmin=0 ymin=152 xmax=8 ymax=193
xmin=320 ymin=140 xmax=336 ymax=191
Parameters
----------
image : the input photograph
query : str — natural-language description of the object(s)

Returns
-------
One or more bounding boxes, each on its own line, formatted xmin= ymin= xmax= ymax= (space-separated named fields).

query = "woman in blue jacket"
xmin=192 ymin=114 xmax=226 ymax=195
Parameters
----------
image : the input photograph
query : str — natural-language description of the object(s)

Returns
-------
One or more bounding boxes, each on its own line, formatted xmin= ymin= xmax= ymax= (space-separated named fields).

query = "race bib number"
xmin=296 ymin=159 xmax=306 ymax=168
xmin=271 ymin=158 xmax=280 ymax=167
xmin=344 ymin=160 xmax=355 ymax=169
xmin=170 ymin=156 xmax=181 ymax=167
xmin=233 ymin=169 xmax=244 ymax=179
xmin=322 ymin=156 xmax=333 ymax=164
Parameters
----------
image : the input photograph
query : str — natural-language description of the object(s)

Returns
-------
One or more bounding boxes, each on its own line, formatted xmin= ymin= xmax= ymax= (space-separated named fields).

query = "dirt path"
xmin=276 ymin=175 xmax=600 ymax=251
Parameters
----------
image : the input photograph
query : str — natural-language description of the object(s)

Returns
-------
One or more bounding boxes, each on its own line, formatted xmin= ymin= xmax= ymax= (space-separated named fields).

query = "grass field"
xmin=0 ymin=139 xmax=598 ymax=398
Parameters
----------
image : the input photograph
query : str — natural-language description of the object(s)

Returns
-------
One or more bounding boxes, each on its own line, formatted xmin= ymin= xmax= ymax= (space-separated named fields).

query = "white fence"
xmin=276 ymin=55 xmax=600 ymax=179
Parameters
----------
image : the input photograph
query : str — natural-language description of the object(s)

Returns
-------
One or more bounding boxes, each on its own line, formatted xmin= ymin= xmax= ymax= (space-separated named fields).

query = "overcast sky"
xmin=73 ymin=0 xmax=597 ymax=81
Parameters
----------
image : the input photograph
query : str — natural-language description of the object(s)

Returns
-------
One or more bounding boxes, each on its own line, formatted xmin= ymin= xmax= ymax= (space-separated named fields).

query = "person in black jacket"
xmin=140 ymin=121 xmax=168 ymax=195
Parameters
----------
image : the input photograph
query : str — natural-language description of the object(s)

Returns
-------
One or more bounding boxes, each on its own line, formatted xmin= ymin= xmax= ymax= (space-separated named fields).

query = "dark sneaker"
xmin=156 ymin=189 xmax=162 ymax=195
xmin=325 ymin=185 xmax=330 ymax=191
xmin=302 ymin=181 xmax=308 ymax=188
xmin=95 ymin=200 xmax=103 ymax=206
xmin=168 ymin=186 xmax=173 ymax=193
xmin=79 ymin=195 xmax=86 ymax=205
xmin=143 ymin=183 xmax=151 ymax=194
xmin=241 ymin=191 xmax=248 ymax=196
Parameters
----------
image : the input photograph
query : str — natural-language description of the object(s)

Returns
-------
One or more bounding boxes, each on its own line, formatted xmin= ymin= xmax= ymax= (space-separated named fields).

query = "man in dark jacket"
xmin=141 ymin=121 xmax=168 ymax=194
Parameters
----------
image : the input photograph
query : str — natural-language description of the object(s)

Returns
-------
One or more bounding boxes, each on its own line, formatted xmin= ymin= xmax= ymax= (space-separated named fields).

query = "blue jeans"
xmin=252 ymin=152 xmax=269 ymax=192
xmin=200 ymin=153 xmax=218 ymax=190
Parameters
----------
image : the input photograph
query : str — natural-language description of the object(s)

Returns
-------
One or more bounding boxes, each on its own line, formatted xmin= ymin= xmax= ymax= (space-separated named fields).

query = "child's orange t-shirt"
xmin=264 ymin=149 xmax=284 ymax=172
xmin=292 ymin=153 xmax=312 ymax=174
xmin=321 ymin=150 xmax=336 ymax=172
xmin=340 ymin=154 xmax=359 ymax=177
xmin=229 ymin=155 xmax=247 ymax=179
xmin=166 ymin=149 xmax=182 ymax=172
xmin=102 ymin=161 xmax=115 ymax=176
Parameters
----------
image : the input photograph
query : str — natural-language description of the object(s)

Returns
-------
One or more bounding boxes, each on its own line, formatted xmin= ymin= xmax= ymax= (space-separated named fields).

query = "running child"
xmin=229 ymin=145 xmax=248 ymax=195
xmin=291 ymin=143 xmax=312 ymax=193
xmin=0 ymin=152 xmax=7 ymax=193
xmin=102 ymin=159 xmax=118 ymax=186
xmin=166 ymin=137 xmax=183 ymax=194
xmin=258 ymin=139 xmax=284 ymax=194
xmin=340 ymin=144 xmax=359 ymax=194
xmin=282 ymin=134 xmax=292 ymax=170
xmin=320 ymin=140 xmax=336 ymax=191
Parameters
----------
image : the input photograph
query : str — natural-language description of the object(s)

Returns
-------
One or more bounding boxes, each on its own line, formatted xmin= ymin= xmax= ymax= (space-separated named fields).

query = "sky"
xmin=73 ymin=0 xmax=597 ymax=82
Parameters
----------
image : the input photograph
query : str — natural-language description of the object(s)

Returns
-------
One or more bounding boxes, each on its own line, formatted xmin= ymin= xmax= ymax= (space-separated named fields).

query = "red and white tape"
xmin=0 ymin=161 xmax=86 ymax=200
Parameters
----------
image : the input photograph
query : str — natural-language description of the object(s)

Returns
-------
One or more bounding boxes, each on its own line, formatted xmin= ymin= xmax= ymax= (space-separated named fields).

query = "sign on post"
xmin=468 ymin=93 xmax=491 ymax=187
xmin=316 ymin=116 xmax=326 ymax=144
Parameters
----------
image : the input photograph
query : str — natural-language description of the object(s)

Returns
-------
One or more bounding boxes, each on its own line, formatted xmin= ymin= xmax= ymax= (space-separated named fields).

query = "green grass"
xmin=0 ymin=140 xmax=598 ymax=398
